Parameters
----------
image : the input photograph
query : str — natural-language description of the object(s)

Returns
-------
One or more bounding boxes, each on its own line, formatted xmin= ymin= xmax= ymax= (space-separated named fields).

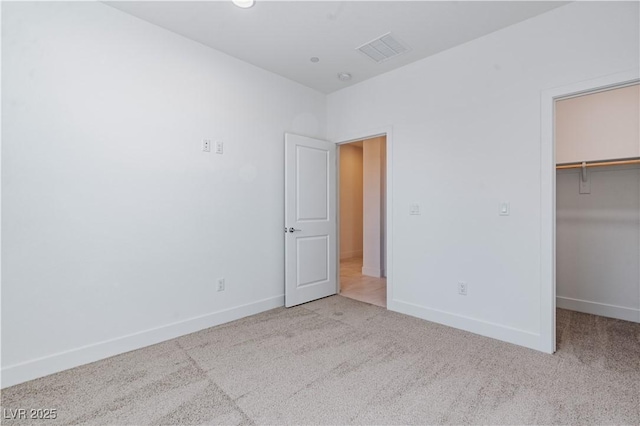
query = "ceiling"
xmin=106 ymin=1 xmax=568 ymax=93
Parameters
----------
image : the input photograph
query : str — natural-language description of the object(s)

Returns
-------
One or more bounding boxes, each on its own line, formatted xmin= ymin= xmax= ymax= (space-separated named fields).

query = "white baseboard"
xmin=389 ymin=299 xmax=543 ymax=352
xmin=362 ymin=266 xmax=383 ymax=277
xmin=557 ymin=296 xmax=640 ymax=323
xmin=340 ymin=250 xmax=362 ymax=260
xmin=1 ymin=295 xmax=284 ymax=389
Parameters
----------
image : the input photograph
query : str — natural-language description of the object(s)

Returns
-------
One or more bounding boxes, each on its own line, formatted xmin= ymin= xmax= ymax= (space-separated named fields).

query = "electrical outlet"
xmin=217 ymin=278 xmax=225 ymax=292
xmin=458 ymin=281 xmax=468 ymax=296
xmin=202 ymin=139 xmax=211 ymax=152
xmin=215 ymin=141 xmax=224 ymax=154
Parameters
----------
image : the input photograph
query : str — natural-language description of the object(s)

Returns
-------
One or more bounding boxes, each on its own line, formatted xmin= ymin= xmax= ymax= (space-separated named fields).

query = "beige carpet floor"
xmin=1 ymin=296 xmax=639 ymax=425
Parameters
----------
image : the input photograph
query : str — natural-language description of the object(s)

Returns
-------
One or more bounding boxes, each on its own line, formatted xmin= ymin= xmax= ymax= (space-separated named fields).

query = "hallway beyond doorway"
xmin=340 ymin=257 xmax=386 ymax=307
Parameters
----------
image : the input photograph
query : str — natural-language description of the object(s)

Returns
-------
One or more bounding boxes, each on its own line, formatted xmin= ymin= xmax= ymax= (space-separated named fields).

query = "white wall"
xmin=557 ymin=166 xmax=639 ymax=322
xmin=339 ymin=144 xmax=363 ymax=260
xmin=327 ymin=2 xmax=639 ymax=351
xmin=1 ymin=1 xmax=325 ymax=387
xmin=556 ymin=84 xmax=640 ymax=163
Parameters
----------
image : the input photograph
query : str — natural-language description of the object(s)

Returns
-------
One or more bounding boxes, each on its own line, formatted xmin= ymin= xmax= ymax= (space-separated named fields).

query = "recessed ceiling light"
xmin=232 ymin=0 xmax=254 ymax=9
xmin=337 ymin=72 xmax=352 ymax=82
xmin=310 ymin=57 xmax=320 ymax=63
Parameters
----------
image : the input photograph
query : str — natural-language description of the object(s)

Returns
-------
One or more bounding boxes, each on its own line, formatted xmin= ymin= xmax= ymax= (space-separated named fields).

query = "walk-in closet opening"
xmin=338 ymin=136 xmax=387 ymax=307
xmin=555 ymin=83 xmax=640 ymax=354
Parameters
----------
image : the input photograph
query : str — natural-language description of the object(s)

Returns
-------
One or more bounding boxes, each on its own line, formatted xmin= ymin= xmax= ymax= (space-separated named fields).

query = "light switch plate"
xmin=215 ymin=141 xmax=224 ymax=154
xmin=202 ymin=139 xmax=211 ymax=152
xmin=499 ymin=202 xmax=510 ymax=216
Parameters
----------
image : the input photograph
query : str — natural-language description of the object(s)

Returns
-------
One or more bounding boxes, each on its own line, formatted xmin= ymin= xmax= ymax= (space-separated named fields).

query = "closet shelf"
xmin=556 ymin=157 xmax=640 ymax=170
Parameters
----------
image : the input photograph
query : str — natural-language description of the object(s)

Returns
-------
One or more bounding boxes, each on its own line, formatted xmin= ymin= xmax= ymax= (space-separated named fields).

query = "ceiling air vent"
xmin=356 ymin=32 xmax=409 ymax=63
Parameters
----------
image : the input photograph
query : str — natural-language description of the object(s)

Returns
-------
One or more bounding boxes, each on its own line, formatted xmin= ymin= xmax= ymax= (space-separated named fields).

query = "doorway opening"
xmin=338 ymin=135 xmax=387 ymax=308
xmin=553 ymin=82 xmax=639 ymax=361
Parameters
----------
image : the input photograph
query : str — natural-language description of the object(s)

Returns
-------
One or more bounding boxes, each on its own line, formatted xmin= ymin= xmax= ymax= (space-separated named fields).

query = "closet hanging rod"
xmin=556 ymin=157 xmax=640 ymax=170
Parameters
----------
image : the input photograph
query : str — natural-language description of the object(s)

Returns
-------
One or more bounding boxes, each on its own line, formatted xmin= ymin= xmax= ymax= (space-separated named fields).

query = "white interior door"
xmin=285 ymin=133 xmax=337 ymax=307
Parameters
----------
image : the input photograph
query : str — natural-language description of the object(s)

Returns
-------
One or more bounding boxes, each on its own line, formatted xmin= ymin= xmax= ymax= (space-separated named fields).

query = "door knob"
xmin=288 ymin=227 xmax=302 ymax=233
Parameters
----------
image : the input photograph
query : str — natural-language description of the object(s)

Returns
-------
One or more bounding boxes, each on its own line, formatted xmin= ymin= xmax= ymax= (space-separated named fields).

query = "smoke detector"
xmin=337 ymin=72 xmax=352 ymax=81
xmin=356 ymin=32 xmax=409 ymax=63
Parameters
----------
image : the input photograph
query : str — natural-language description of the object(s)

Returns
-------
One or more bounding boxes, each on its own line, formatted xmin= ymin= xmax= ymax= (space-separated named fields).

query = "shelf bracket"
xmin=579 ymin=162 xmax=591 ymax=194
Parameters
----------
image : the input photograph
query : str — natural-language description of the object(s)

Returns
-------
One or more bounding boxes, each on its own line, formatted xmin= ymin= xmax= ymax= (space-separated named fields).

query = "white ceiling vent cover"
xmin=356 ymin=32 xmax=410 ymax=63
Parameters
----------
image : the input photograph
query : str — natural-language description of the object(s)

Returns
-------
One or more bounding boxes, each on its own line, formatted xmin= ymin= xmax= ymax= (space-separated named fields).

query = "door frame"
xmin=540 ymin=70 xmax=639 ymax=353
xmin=334 ymin=126 xmax=393 ymax=308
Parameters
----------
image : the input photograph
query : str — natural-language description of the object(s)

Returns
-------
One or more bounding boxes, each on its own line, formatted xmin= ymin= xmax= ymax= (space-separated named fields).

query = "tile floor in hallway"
xmin=339 ymin=257 xmax=386 ymax=307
